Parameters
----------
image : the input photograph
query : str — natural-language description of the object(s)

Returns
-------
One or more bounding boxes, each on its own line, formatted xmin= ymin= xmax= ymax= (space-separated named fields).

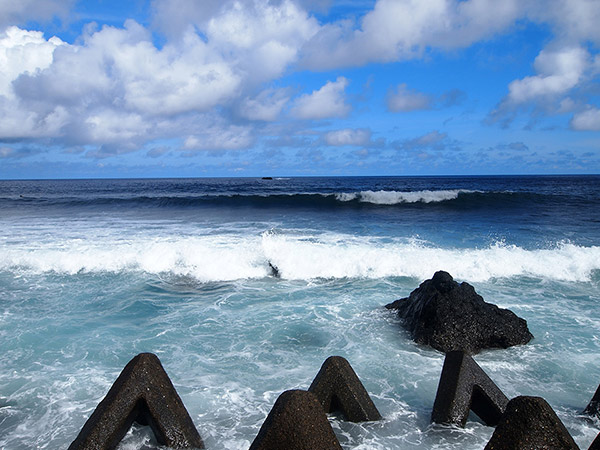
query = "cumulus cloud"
xmin=302 ymin=0 xmax=524 ymax=69
xmin=0 ymin=0 xmax=75 ymax=30
xmin=324 ymin=128 xmax=371 ymax=146
xmin=238 ymin=88 xmax=290 ymax=121
xmin=490 ymin=44 xmax=599 ymax=127
xmin=506 ymin=47 xmax=589 ymax=104
xmin=530 ymin=0 xmax=600 ymax=44
xmin=291 ymin=76 xmax=351 ymax=119
xmin=570 ymin=107 xmax=600 ymax=131
xmin=0 ymin=1 xmax=324 ymax=156
xmin=1 ymin=0 xmax=599 ymax=161
xmin=0 ymin=27 xmax=64 ymax=98
xmin=205 ymin=0 xmax=318 ymax=80
xmin=153 ymin=0 xmax=318 ymax=84
xmin=387 ymin=84 xmax=432 ymax=112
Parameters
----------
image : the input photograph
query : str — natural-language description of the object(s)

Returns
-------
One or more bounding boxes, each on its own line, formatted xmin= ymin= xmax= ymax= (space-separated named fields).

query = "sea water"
xmin=0 ymin=176 xmax=599 ymax=449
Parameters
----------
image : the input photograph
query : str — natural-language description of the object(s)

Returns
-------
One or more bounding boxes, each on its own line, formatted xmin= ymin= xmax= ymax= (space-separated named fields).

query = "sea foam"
xmin=334 ymin=189 xmax=474 ymax=204
xmin=1 ymin=231 xmax=598 ymax=283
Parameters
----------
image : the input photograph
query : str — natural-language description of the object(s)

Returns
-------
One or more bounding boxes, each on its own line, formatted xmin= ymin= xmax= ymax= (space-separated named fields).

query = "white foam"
xmin=1 ymin=231 xmax=599 ymax=283
xmin=335 ymin=189 xmax=474 ymax=204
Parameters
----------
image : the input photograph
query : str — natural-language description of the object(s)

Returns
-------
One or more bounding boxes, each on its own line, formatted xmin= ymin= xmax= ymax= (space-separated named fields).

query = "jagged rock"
xmin=431 ymin=351 xmax=508 ymax=427
xmin=386 ymin=271 xmax=533 ymax=353
xmin=249 ymin=390 xmax=342 ymax=450
xmin=584 ymin=384 xmax=600 ymax=419
xmin=484 ymin=396 xmax=579 ymax=450
xmin=268 ymin=262 xmax=280 ymax=278
xmin=69 ymin=353 xmax=204 ymax=450
xmin=308 ymin=356 xmax=382 ymax=422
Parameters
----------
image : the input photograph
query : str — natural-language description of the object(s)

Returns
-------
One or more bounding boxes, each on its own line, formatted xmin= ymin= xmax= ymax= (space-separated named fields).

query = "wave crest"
xmin=1 ymin=232 xmax=598 ymax=283
xmin=334 ymin=189 xmax=475 ymax=204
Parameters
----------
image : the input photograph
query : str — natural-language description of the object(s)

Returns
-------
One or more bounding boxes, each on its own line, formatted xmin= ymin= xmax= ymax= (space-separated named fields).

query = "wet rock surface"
xmin=386 ymin=271 xmax=533 ymax=353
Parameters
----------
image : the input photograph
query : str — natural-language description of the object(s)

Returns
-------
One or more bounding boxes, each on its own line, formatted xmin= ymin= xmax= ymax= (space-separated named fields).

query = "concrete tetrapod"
xmin=431 ymin=351 xmax=508 ymax=427
xmin=249 ymin=390 xmax=342 ymax=450
xmin=589 ymin=432 xmax=600 ymax=450
xmin=584 ymin=384 xmax=600 ymax=419
xmin=69 ymin=353 xmax=204 ymax=450
xmin=308 ymin=356 xmax=382 ymax=422
xmin=484 ymin=396 xmax=579 ymax=450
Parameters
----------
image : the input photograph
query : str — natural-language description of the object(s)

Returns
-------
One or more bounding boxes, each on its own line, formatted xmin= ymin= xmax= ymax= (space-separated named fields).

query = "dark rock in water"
xmin=386 ymin=271 xmax=533 ymax=353
xmin=584 ymin=384 xmax=600 ymax=419
xmin=308 ymin=356 xmax=382 ymax=422
xmin=268 ymin=261 xmax=280 ymax=278
xmin=484 ymin=396 xmax=579 ymax=450
xmin=69 ymin=353 xmax=204 ymax=450
xmin=249 ymin=390 xmax=342 ymax=450
xmin=431 ymin=351 xmax=508 ymax=427
xmin=261 ymin=177 xmax=273 ymax=180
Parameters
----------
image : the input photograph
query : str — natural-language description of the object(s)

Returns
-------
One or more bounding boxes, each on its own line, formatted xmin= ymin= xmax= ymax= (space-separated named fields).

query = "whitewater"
xmin=0 ymin=176 xmax=599 ymax=449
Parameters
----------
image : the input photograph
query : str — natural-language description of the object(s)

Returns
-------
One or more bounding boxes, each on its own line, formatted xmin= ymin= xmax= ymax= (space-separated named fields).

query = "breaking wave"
xmin=1 ymin=232 xmax=598 ymax=283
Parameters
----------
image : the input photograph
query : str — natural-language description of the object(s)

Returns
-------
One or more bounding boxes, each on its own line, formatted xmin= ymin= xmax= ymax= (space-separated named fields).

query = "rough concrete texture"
xmin=484 ymin=396 xmax=580 ymax=450
xmin=589 ymin=432 xmax=600 ymax=450
xmin=386 ymin=271 xmax=533 ymax=353
xmin=584 ymin=384 xmax=600 ymax=419
xmin=69 ymin=353 xmax=204 ymax=450
xmin=431 ymin=351 xmax=508 ymax=427
xmin=308 ymin=356 xmax=382 ymax=422
xmin=249 ymin=390 xmax=342 ymax=450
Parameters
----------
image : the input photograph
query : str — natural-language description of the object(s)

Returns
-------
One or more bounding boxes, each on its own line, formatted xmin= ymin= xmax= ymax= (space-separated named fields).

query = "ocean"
xmin=0 ymin=175 xmax=599 ymax=449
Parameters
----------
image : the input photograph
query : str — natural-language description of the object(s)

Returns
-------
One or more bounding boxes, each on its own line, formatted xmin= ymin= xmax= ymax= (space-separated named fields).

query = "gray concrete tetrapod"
xmin=69 ymin=353 xmax=204 ymax=450
xmin=249 ymin=390 xmax=342 ymax=450
xmin=308 ymin=356 xmax=382 ymax=422
xmin=431 ymin=351 xmax=508 ymax=427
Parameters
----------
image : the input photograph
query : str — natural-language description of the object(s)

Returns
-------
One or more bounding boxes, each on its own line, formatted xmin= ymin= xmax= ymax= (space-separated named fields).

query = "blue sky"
xmin=0 ymin=0 xmax=599 ymax=178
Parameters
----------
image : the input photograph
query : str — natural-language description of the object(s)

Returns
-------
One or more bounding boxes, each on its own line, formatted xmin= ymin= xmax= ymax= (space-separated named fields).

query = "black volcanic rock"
xmin=386 ymin=271 xmax=533 ymax=354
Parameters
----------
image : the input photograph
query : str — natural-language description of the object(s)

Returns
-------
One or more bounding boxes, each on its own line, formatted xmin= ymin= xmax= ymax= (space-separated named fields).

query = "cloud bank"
xmin=0 ymin=0 xmax=598 ymax=167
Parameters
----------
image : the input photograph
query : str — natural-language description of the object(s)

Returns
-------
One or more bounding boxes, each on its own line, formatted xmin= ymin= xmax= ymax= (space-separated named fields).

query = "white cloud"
xmin=154 ymin=0 xmax=319 ymax=84
xmin=530 ymin=0 xmax=600 ymax=45
xmin=570 ymin=107 xmax=600 ymax=131
xmin=387 ymin=84 xmax=432 ymax=112
xmin=0 ymin=1 xmax=321 ymax=151
xmin=302 ymin=0 xmax=524 ymax=69
xmin=291 ymin=76 xmax=351 ymax=119
xmin=238 ymin=88 xmax=290 ymax=121
xmin=324 ymin=128 xmax=371 ymax=146
xmin=0 ymin=22 xmax=242 ymax=144
xmin=506 ymin=47 xmax=589 ymax=104
xmin=489 ymin=44 xmax=599 ymax=126
xmin=0 ymin=27 xmax=64 ymax=98
xmin=0 ymin=0 xmax=74 ymax=30
xmin=183 ymin=124 xmax=254 ymax=151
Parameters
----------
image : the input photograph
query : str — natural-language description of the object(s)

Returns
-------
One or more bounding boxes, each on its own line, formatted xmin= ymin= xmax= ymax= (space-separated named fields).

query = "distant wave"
xmin=1 ymin=232 xmax=598 ymax=283
xmin=334 ymin=189 xmax=476 ymax=204
xmin=1 ymin=189 xmax=535 ymax=210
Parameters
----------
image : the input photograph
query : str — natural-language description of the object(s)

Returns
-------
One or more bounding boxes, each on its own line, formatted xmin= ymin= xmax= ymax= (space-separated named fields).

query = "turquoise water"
xmin=0 ymin=176 xmax=599 ymax=449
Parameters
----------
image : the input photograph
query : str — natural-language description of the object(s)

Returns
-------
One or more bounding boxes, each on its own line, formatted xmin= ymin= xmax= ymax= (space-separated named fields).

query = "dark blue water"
xmin=1 ymin=176 xmax=599 ymax=449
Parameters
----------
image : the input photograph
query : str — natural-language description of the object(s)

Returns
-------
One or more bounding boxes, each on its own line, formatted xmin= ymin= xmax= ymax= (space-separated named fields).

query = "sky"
xmin=0 ymin=0 xmax=599 ymax=179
